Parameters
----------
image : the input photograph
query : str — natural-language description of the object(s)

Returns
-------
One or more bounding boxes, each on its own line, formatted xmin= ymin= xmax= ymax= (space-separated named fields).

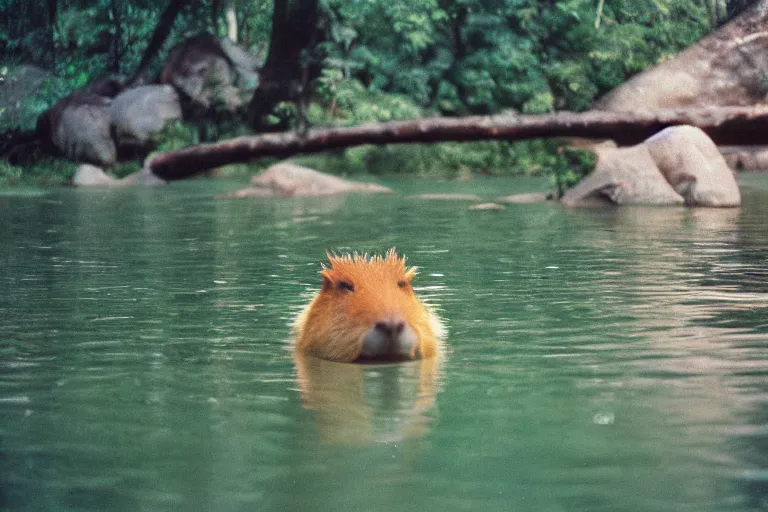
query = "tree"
xmin=247 ymin=0 xmax=321 ymax=130
xmin=127 ymin=0 xmax=191 ymax=87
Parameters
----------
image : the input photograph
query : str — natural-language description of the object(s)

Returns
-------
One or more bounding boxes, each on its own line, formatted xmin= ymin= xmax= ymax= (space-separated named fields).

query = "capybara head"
xmin=294 ymin=249 xmax=444 ymax=363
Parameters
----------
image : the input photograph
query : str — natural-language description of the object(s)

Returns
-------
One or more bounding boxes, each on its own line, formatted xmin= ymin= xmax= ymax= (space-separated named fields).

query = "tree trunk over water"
xmin=147 ymin=106 xmax=768 ymax=180
xmin=247 ymin=0 xmax=320 ymax=128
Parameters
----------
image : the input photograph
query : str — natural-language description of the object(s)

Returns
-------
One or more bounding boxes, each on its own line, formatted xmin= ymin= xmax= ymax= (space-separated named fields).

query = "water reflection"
xmin=574 ymin=203 xmax=768 ymax=509
xmin=294 ymin=354 xmax=441 ymax=444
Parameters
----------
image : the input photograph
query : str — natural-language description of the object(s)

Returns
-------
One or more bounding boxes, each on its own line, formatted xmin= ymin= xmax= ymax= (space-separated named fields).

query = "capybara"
xmin=294 ymin=249 xmax=444 ymax=362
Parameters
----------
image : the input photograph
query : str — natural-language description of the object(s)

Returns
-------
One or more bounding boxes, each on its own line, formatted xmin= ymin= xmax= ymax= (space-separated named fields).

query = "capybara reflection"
xmin=294 ymin=353 xmax=440 ymax=444
xmin=294 ymin=249 xmax=444 ymax=363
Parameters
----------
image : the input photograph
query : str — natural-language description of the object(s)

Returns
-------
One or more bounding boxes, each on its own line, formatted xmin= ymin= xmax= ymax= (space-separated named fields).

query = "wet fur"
xmin=294 ymin=249 xmax=444 ymax=362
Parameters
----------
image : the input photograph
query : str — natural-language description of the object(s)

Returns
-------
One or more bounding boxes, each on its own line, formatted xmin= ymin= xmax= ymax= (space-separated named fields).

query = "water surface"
xmin=1 ymin=174 xmax=767 ymax=511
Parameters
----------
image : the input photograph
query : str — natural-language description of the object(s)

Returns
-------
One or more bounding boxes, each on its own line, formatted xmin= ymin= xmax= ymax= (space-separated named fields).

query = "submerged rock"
xmin=225 ymin=163 xmax=392 ymax=197
xmin=73 ymin=164 xmax=121 ymax=187
xmin=496 ymin=193 xmax=549 ymax=204
xmin=224 ymin=186 xmax=276 ymax=198
xmin=409 ymin=193 xmax=482 ymax=200
xmin=469 ymin=202 xmax=505 ymax=210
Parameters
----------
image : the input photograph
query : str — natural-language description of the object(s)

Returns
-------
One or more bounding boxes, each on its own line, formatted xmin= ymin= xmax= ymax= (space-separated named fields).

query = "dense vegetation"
xmin=0 ymin=0 xmax=751 ymax=185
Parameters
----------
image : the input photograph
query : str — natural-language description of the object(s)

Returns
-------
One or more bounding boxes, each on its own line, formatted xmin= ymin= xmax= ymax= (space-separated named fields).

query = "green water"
xmin=2 ymin=175 xmax=768 ymax=512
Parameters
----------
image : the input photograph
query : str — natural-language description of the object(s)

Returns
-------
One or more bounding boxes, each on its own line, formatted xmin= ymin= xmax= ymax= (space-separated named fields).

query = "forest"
xmin=0 ymin=0 xmax=757 ymax=186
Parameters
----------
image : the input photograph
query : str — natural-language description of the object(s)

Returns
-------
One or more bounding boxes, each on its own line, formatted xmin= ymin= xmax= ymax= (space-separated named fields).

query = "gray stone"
xmin=644 ymin=125 xmax=741 ymax=207
xmin=469 ymin=202 xmax=505 ymax=210
xmin=73 ymin=164 xmax=121 ymax=187
xmin=561 ymin=144 xmax=685 ymax=207
xmin=496 ymin=193 xmax=549 ymax=204
xmin=160 ymin=34 xmax=246 ymax=113
xmin=110 ymin=85 xmax=182 ymax=147
xmin=409 ymin=193 xmax=482 ymax=201
xmin=42 ymin=94 xmax=116 ymax=167
xmin=248 ymin=163 xmax=392 ymax=196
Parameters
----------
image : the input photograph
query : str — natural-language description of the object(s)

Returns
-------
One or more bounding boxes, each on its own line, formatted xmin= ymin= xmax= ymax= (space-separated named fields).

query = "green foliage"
xmin=0 ymin=67 xmax=72 ymax=132
xmin=0 ymin=157 xmax=77 ymax=187
xmin=312 ymin=73 xmax=424 ymax=124
xmin=152 ymin=120 xmax=200 ymax=153
xmin=0 ymin=0 xmax=743 ymax=185
xmin=550 ymin=147 xmax=597 ymax=198
xmin=292 ymin=134 xmax=568 ymax=180
xmin=323 ymin=0 xmax=710 ymax=114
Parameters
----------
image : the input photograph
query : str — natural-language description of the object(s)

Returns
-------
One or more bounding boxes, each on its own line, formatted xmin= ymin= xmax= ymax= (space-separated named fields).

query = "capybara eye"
xmin=338 ymin=280 xmax=355 ymax=292
xmin=397 ymin=280 xmax=408 ymax=288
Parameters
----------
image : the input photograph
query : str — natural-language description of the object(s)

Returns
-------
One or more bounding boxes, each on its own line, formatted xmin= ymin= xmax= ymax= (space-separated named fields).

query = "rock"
xmin=644 ymin=126 xmax=741 ymax=207
xmin=408 ymin=193 xmax=482 ymax=200
xmin=160 ymin=33 xmax=246 ymax=113
xmin=469 ymin=202 xmax=505 ymax=210
xmin=73 ymin=164 xmax=121 ymax=187
xmin=38 ymin=93 xmax=117 ymax=167
xmin=496 ymin=193 xmax=549 ymax=204
xmin=121 ymin=167 xmax=167 ymax=187
xmin=73 ymin=164 xmax=166 ymax=188
xmin=110 ymin=85 xmax=182 ymax=150
xmin=561 ymin=144 xmax=684 ymax=207
xmin=593 ymin=3 xmax=768 ymax=112
xmin=720 ymin=146 xmax=768 ymax=170
xmin=244 ymin=163 xmax=392 ymax=197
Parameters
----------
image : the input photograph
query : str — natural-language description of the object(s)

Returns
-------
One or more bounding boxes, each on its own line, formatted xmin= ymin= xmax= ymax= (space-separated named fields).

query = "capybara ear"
xmin=320 ymin=273 xmax=332 ymax=290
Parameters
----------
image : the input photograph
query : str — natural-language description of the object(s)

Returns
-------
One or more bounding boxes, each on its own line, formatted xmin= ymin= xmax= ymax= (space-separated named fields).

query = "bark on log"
xmin=147 ymin=106 xmax=768 ymax=180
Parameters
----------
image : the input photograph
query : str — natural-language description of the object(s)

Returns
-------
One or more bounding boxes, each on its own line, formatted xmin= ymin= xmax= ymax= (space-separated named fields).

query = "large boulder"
xmin=561 ymin=144 xmax=684 ymax=207
xmin=594 ymin=2 xmax=768 ymax=112
xmin=37 ymin=93 xmax=117 ymax=167
xmin=644 ymin=126 xmax=741 ymax=207
xmin=160 ymin=33 xmax=246 ymax=113
xmin=109 ymin=85 xmax=182 ymax=152
xmin=226 ymin=163 xmax=392 ymax=197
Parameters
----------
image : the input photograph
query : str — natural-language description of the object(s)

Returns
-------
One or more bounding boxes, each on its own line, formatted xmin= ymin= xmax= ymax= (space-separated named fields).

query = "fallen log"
xmin=147 ymin=106 xmax=768 ymax=180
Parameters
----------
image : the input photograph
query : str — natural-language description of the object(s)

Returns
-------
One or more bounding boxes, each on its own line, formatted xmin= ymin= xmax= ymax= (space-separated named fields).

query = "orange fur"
xmin=294 ymin=249 xmax=443 ymax=362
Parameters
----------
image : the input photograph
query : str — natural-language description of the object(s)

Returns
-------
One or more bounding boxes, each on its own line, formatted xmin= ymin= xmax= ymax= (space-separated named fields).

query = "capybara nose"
xmin=374 ymin=319 xmax=405 ymax=337
xmin=359 ymin=316 xmax=417 ymax=361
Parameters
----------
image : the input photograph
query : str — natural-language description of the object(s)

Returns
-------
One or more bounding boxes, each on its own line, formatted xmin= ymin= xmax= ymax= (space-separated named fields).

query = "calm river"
xmin=1 ymin=174 xmax=767 ymax=512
